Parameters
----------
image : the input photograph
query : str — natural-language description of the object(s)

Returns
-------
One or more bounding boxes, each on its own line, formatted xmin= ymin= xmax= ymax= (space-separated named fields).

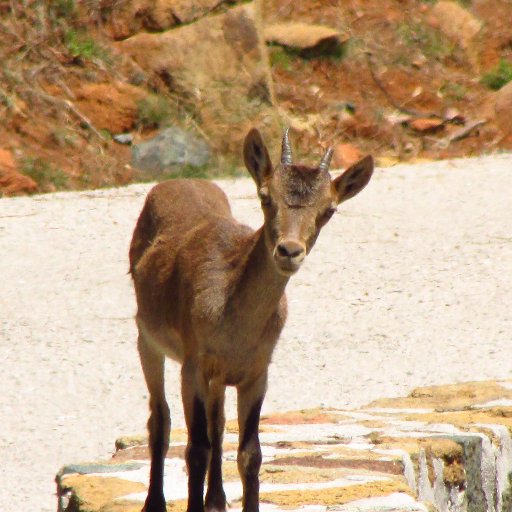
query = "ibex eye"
xmin=324 ymin=207 xmax=336 ymax=219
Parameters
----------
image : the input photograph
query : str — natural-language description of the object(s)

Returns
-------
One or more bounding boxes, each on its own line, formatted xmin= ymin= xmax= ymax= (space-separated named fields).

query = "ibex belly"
xmin=136 ymin=317 xmax=184 ymax=362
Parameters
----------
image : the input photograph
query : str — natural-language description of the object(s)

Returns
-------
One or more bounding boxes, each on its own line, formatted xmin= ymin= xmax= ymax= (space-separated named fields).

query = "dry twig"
xmin=365 ymin=52 xmax=442 ymax=120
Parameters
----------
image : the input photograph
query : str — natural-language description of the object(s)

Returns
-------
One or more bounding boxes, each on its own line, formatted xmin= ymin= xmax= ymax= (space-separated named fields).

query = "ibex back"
xmin=129 ymin=128 xmax=374 ymax=512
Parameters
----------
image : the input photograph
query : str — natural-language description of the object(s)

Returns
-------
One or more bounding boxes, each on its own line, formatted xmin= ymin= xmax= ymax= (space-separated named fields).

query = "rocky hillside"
xmin=0 ymin=0 xmax=511 ymax=195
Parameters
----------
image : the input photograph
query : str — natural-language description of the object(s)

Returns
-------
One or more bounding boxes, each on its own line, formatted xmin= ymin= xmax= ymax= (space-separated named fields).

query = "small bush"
xmin=50 ymin=0 xmax=77 ymax=19
xmin=64 ymin=29 xmax=109 ymax=63
xmin=22 ymin=157 xmax=69 ymax=192
xmin=136 ymin=95 xmax=171 ymax=130
xmin=268 ymin=47 xmax=294 ymax=71
xmin=481 ymin=59 xmax=512 ymax=90
xmin=440 ymin=81 xmax=467 ymax=101
xmin=153 ymin=162 xmax=244 ymax=182
xmin=397 ymin=23 xmax=453 ymax=60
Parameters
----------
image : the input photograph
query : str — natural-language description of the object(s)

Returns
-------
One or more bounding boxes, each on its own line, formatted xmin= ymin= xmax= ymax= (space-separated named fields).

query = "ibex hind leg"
xmin=138 ymin=332 xmax=170 ymax=512
xmin=182 ymin=360 xmax=211 ymax=512
xmin=205 ymin=383 xmax=227 ymax=512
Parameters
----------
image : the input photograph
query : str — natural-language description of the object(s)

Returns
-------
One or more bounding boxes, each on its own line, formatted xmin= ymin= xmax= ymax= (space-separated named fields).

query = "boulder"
xmin=495 ymin=80 xmax=512 ymax=137
xmin=109 ymin=0 xmax=232 ymax=40
xmin=431 ymin=1 xmax=482 ymax=69
xmin=264 ymin=22 xmax=349 ymax=57
xmin=409 ymin=117 xmax=445 ymax=134
xmin=0 ymin=149 xmax=37 ymax=196
xmin=132 ymin=127 xmax=211 ymax=178
xmin=117 ymin=3 xmax=281 ymax=158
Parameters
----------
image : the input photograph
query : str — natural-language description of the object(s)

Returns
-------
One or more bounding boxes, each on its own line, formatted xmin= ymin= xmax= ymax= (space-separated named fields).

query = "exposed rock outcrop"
xmin=495 ymin=81 xmax=512 ymax=138
xmin=109 ymin=0 xmax=234 ymax=40
xmin=264 ymin=22 xmax=349 ymax=57
xmin=116 ymin=2 xmax=280 ymax=158
xmin=431 ymin=1 xmax=482 ymax=69
xmin=0 ymin=149 xmax=37 ymax=196
xmin=73 ymin=82 xmax=146 ymax=134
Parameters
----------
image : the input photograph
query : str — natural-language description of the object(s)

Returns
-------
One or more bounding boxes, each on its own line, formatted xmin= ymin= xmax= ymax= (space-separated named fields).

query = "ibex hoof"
xmin=142 ymin=493 xmax=166 ymax=512
xmin=205 ymin=494 xmax=227 ymax=512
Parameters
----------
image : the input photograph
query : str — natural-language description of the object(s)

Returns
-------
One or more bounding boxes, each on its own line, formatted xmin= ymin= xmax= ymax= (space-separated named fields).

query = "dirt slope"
xmin=1 ymin=0 xmax=511 ymax=195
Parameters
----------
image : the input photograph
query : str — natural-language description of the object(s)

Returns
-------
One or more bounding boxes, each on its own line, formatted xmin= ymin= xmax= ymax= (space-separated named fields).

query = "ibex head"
xmin=244 ymin=128 xmax=374 ymax=276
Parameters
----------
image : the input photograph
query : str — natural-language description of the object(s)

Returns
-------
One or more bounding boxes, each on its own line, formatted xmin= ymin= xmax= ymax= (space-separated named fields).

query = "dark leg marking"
xmin=239 ymin=398 xmax=264 ymax=512
xmin=206 ymin=399 xmax=226 ymax=511
xmin=240 ymin=397 xmax=263 ymax=452
xmin=187 ymin=396 xmax=211 ymax=512
xmin=145 ymin=402 xmax=169 ymax=512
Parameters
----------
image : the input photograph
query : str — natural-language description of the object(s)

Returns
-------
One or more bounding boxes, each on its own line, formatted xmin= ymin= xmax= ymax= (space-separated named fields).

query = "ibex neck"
xmin=228 ymin=227 xmax=289 ymax=324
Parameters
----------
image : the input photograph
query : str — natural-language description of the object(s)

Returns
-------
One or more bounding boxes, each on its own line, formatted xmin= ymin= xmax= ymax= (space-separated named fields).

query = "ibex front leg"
xmin=182 ymin=360 xmax=211 ymax=512
xmin=138 ymin=334 xmax=170 ymax=512
xmin=237 ymin=374 xmax=267 ymax=512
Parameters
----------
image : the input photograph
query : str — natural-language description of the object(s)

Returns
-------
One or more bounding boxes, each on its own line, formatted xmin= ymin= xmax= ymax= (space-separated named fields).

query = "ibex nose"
xmin=276 ymin=240 xmax=306 ymax=260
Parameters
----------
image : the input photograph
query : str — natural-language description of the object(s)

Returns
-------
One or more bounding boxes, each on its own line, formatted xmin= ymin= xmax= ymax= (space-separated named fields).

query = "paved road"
xmin=1 ymin=154 xmax=511 ymax=511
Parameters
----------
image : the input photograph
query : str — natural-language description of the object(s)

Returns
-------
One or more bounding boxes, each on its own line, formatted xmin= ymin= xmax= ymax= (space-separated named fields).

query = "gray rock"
xmin=113 ymin=133 xmax=134 ymax=145
xmin=57 ymin=461 xmax=144 ymax=477
xmin=132 ymin=127 xmax=211 ymax=178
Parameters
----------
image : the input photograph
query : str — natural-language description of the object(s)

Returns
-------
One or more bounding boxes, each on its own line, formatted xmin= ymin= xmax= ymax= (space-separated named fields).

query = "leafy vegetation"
xmin=481 ymin=59 xmax=512 ymax=90
xmin=64 ymin=29 xmax=110 ymax=63
xmin=268 ymin=47 xmax=295 ymax=71
xmin=142 ymin=161 xmax=244 ymax=182
xmin=49 ymin=0 xmax=78 ymax=20
xmin=440 ymin=81 xmax=467 ymax=101
xmin=136 ymin=95 xmax=172 ymax=130
xmin=22 ymin=157 xmax=69 ymax=193
xmin=397 ymin=23 xmax=454 ymax=61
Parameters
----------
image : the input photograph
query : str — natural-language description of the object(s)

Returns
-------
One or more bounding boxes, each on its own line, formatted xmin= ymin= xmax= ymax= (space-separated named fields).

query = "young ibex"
xmin=129 ymin=128 xmax=374 ymax=512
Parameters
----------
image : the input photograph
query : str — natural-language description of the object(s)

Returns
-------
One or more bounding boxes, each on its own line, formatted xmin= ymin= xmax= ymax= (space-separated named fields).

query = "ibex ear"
xmin=333 ymin=155 xmax=374 ymax=204
xmin=243 ymin=129 xmax=273 ymax=187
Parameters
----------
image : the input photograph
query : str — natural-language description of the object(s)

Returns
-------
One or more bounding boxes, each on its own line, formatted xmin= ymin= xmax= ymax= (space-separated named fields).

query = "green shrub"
xmin=440 ymin=81 xmax=467 ymax=101
xmin=64 ymin=29 xmax=109 ymax=62
xmin=268 ymin=47 xmax=294 ymax=71
xmin=50 ymin=0 xmax=77 ymax=19
xmin=154 ymin=162 xmax=244 ymax=182
xmin=481 ymin=59 xmax=512 ymax=90
xmin=397 ymin=23 xmax=453 ymax=60
xmin=136 ymin=95 xmax=171 ymax=130
xmin=22 ymin=157 xmax=69 ymax=192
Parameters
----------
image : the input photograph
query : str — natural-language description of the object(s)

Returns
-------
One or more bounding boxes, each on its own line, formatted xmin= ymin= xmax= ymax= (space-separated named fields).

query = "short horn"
xmin=318 ymin=147 xmax=333 ymax=172
xmin=281 ymin=128 xmax=293 ymax=166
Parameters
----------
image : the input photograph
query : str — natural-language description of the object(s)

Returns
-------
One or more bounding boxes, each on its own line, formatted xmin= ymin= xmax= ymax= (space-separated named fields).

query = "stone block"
xmin=57 ymin=380 xmax=512 ymax=512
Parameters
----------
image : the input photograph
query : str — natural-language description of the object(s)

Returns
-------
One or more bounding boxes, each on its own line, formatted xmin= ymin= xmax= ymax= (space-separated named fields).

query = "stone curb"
xmin=56 ymin=380 xmax=512 ymax=512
